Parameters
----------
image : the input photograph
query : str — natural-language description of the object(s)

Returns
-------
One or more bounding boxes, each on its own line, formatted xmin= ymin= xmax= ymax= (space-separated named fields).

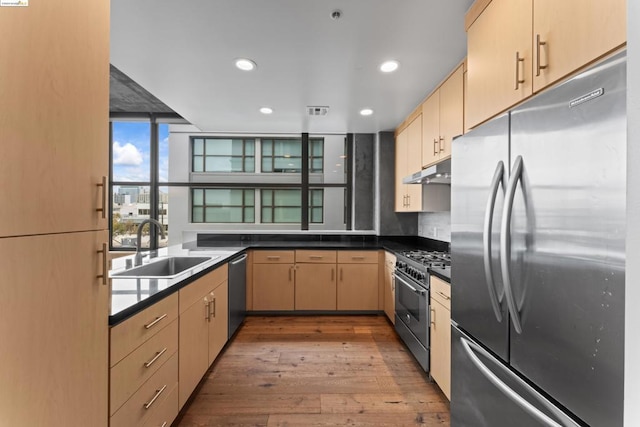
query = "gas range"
xmin=395 ymin=249 xmax=451 ymax=286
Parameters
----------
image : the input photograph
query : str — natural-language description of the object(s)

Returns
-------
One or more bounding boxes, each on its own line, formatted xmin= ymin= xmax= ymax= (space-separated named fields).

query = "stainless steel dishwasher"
xmin=228 ymin=253 xmax=247 ymax=338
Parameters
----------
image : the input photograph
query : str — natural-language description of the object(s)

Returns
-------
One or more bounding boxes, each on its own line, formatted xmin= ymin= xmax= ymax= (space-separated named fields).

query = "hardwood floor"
xmin=176 ymin=315 xmax=450 ymax=426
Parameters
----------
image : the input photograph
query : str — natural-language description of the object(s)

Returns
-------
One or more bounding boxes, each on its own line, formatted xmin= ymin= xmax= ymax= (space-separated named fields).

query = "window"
xmin=261 ymin=189 xmax=323 ymax=223
xmin=110 ymin=121 xmax=171 ymax=250
xmin=192 ymin=189 xmax=255 ymax=223
xmin=261 ymin=138 xmax=324 ymax=173
xmin=192 ymin=138 xmax=255 ymax=172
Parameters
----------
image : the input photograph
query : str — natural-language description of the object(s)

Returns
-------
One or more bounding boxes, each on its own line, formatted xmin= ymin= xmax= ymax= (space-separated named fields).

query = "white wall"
xmin=625 ymin=3 xmax=639 ymax=425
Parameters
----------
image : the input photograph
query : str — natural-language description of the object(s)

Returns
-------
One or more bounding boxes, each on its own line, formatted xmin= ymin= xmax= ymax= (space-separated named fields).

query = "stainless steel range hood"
xmin=402 ymin=158 xmax=451 ymax=184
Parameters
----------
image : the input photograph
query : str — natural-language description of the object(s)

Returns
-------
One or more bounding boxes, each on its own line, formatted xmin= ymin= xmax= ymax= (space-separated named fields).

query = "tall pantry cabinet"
xmin=0 ymin=1 xmax=110 ymax=426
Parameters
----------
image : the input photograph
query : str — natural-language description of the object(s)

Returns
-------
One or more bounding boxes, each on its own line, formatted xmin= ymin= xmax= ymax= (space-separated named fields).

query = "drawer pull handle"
xmin=143 ymin=384 xmax=167 ymax=410
xmin=144 ymin=347 xmax=168 ymax=368
xmin=161 ymin=423 xmax=168 ymax=427
xmin=96 ymin=176 xmax=107 ymax=219
xmin=144 ymin=313 xmax=168 ymax=329
xmin=437 ymin=291 xmax=451 ymax=301
xmin=310 ymin=256 xmax=323 ymax=259
xmin=352 ymin=256 xmax=365 ymax=260
xmin=267 ymin=256 xmax=281 ymax=260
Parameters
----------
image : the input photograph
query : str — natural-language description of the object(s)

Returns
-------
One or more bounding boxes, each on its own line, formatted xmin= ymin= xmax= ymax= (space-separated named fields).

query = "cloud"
xmin=113 ymin=141 xmax=143 ymax=166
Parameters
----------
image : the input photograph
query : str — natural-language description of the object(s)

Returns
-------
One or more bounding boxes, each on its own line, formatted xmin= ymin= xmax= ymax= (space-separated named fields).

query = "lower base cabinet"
xmin=110 ymin=263 xmax=230 ymax=426
xmin=337 ymin=251 xmax=380 ymax=311
xmin=430 ymin=276 xmax=451 ymax=400
xmin=178 ymin=265 xmax=228 ymax=407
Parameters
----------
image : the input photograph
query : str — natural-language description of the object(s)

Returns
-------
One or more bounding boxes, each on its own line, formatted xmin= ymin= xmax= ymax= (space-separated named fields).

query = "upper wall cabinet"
xmin=0 ymin=1 xmax=110 ymax=237
xmin=465 ymin=0 xmax=533 ymax=130
xmin=421 ymin=65 xmax=464 ymax=168
xmin=532 ymin=0 xmax=626 ymax=92
xmin=395 ymin=115 xmax=423 ymax=212
xmin=466 ymin=0 xmax=626 ymax=128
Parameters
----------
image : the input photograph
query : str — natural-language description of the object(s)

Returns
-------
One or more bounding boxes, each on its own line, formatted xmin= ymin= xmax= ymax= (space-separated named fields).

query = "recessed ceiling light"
xmin=380 ymin=60 xmax=399 ymax=73
xmin=360 ymin=108 xmax=374 ymax=116
xmin=235 ymin=58 xmax=257 ymax=71
xmin=259 ymin=107 xmax=273 ymax=114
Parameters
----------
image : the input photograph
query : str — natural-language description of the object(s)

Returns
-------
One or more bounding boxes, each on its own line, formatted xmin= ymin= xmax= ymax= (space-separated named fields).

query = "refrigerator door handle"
xmin=483 ymin=161 xmax=505 ymax=322
xmin=460 ymin=336 xmax=563 ymax=427
xmin=500 ymin=155 xmax=524 ymax=334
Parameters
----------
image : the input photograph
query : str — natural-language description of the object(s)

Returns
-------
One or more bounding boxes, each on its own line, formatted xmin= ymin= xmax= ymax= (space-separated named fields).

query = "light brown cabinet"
xmin=395 ymin=115 xmax=423 ymax=212
xmin=337 ymin=251 xmax=380 ymax=311
xmin=466 ymin=0 xmax=533 ymax=129
xmin=0 ymin=1 xmax=109 ymax=238
xmin=252 ymin=251 xmax=296 ymax=310
xmin=532 ymin=0 xmax=626 ymax=92
xmin=421 ymin=65 xmax=464 ymax=168
xmin=0 ymin=0 xmax=110 ymax=425
xmin=383 ymin=252 xmax=397 ymax=324
xmin=295 ymin=250 xmax=337 ymax=310
xmin=0 ymin=231 xmax=109 ymax=426
xmin=178 ymin=265 xmax=228 ymax=407
xmin=430 ymin=276 xmax=451 ymax=400
xmin=465 ymin=0 xmax=626 ymax=128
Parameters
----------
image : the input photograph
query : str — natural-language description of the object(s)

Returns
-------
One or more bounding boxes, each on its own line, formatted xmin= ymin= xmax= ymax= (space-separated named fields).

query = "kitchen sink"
xmin=111 ymin=256 xmax=215 ymax=279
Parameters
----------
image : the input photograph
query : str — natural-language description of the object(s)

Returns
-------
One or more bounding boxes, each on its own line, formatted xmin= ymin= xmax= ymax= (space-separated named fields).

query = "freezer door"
xmin=451 ymin=114 xmax=510 ymax=361
xmin=506 ymin=51 xmax=626 ymax=427
xmin=451 ymin=325 xmax=581 ymax=427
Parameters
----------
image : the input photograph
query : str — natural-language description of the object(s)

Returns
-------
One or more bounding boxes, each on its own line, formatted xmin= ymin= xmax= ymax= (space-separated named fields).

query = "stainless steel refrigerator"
xmin=450 ymin=50 xmax=626 ymax=427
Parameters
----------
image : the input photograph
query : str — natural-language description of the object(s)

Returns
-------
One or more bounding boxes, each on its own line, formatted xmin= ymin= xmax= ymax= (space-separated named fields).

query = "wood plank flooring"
xmin=176 ymin=315 xmax=450 ymax=426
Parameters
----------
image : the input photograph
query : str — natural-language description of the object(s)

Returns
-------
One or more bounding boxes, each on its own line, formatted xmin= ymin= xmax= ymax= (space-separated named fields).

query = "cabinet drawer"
xmin=295 ymin=250 xmax=337 ymax=263
xmin=337 ymin=250 xmax=379 ymax=264
xmin=111 ymin=293 xmax=179 ymax=366
xmin=110 ymin=319 xmax=178 ymax=416
xmin=141 ymin=382 xmax=179 ymax=427
xmin=252 ymin=250 xmax=295 ymax=263
xmin=110 ymin=352 xmax=178 ymax=427
xmin=431 ymin=276 xmax=451 ymax=311
xmin=179 ymin=264 xmax=228 ymax=313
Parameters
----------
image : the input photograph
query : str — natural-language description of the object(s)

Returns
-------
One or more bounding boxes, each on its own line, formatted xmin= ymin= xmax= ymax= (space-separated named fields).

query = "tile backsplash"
xmin=417 ymin=212 xmax=451 ymax=242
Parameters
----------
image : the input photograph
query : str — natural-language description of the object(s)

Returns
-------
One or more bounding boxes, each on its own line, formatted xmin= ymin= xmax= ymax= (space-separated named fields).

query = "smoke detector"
xmin=307 ymin=106 xmax=329 ymax=116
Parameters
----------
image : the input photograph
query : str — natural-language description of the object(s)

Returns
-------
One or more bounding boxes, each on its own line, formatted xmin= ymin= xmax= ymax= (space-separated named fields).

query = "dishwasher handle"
xmin=230 ymin=254 xmax=248 ymax=265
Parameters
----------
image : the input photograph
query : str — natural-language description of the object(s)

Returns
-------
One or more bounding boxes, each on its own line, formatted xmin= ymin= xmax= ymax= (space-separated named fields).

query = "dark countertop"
xmin=109 ymin=235 xmax=450 ymax=326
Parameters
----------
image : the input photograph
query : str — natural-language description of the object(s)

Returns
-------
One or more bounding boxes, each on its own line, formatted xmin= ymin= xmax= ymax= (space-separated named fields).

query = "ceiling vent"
xmin=307 ymin=106 xmax=329 ymax=116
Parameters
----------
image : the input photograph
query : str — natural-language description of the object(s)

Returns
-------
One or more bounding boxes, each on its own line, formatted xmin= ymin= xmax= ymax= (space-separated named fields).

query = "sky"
xmin=112 ymin=122 xmax=169 ymax=185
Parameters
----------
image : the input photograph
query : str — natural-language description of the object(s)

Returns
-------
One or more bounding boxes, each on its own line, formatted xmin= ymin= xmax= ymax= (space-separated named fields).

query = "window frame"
xmin=191 ymin=137 xmax=255 ymax=173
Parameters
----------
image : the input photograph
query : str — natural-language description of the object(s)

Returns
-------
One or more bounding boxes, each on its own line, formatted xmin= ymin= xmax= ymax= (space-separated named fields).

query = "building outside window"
xmin=192 ymin=188 xmax=255 ymax=223
xmin=192 ymin=138 xmax=255 ymax=173
xmin=261 ymin=189 xmax=323 ymax=223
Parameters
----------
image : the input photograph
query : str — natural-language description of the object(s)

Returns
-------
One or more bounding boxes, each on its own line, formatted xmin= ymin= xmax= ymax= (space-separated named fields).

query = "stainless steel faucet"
xmin=134 ymin=218 xmax=166 ymax=266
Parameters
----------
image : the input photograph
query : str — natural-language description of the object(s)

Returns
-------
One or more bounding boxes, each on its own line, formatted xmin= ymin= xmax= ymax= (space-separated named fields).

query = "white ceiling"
xmin=110 ymin=0 xmax=473 ymax=134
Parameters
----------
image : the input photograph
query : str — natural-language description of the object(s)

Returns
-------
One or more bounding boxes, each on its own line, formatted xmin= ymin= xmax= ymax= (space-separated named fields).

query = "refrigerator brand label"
xmin=0 ymin=0 xmax=28 ymax=5
xmin=570 ymin=88 xmax=604 ymax=108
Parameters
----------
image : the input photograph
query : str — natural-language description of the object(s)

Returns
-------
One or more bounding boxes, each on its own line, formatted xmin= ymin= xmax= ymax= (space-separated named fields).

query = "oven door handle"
xmin=394 ymin=273 xmax=426 ymax=296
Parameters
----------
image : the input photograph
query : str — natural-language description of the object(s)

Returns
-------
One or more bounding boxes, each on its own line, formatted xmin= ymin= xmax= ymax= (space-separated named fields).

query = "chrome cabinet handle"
xmin=460 ymin=337 xmax=563 ymax=427
xmin=331 ymin=268 xmax=335 ymax=281
xmin=204 ymin=297 xmax=210 ymax=321
xmin=144 ymin=313 xmax=168 ymax=329
xmin=161 ymin=423 xmax=168 ymax=427
xmin=500 ymin=156 xmax=524 ymax=334
xmin=351 ymin=256 xmax=365 ymax=260
xmin=96 ymin=243 xmax=108 ymax=285
xmin=289 ymin=266 xmax=292 ymax=281
xmin=433 ymin=138 xmax=438 ymax=156
xmin=430 ymin=308 xmax=436 ymax=327
xmin=310 ymin=255 xmax=324 ymax=260
xmin=266 ymin=256 xmax=281 ymax=260
xmin=144 ymin=347 xmax=167 ymax=368
xmin=483 ymin=161 xmax=505 ymax=322
xmin=143 ymin=384 xmax=167 ymax=410
xmin=439 ymin=136 xmax=444 ymax=153
xmin=212 ymin=297 xmax=216 ymax=318
xmin=96 ymin=176 xmax=107 ymax=219
xmin=515 ymin=52 xmax=525 ymax=90
xmin=535 ymin=34 xmax=548 ymax=76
